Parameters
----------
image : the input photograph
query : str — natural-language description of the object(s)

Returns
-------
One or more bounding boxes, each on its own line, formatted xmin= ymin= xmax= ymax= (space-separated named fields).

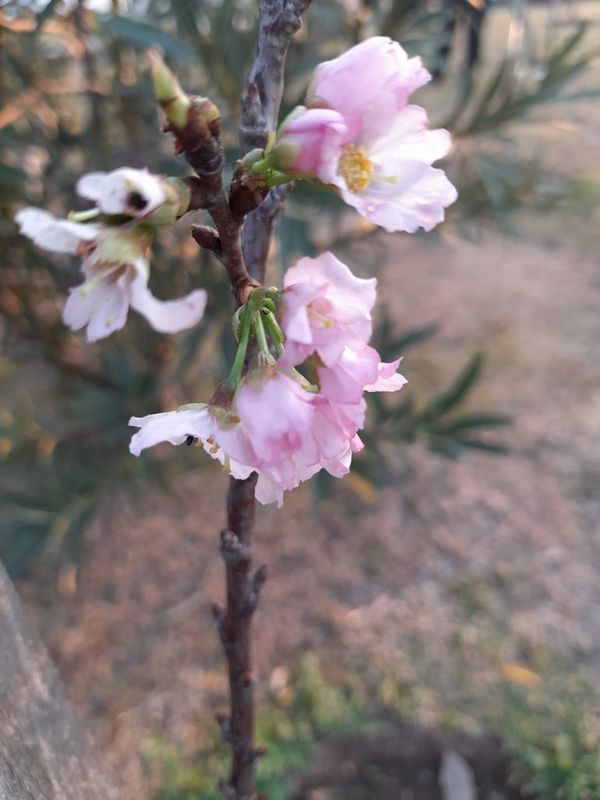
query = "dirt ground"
xmin=14 ymin=6 xmax=600 ymax=799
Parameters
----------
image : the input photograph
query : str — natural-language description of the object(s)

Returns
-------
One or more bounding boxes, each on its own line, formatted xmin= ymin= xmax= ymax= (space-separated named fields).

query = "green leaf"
xmin=392 ymin=323 xmax=439 ymax=352
xmin=100 ymin=16 xmax=201 ymax=62
xmin=422 ymin=353 xmax=483 ymax=421
xmin=433 ymin=413 xmax=512 ymax=433
xmin=452 ymin=437 xmax=509 ymax=454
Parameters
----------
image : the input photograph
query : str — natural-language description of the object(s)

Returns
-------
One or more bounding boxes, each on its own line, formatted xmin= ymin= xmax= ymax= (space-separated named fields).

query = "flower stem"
xmin=254 ymin=311 xmax=272 ymax=362
xmin=227 ymin=307 xmax=253 ymax=388
xmin=68 ymin=208 xmax=100 ymax=222
xmin=262 ymin=310 xmax=284 ymax=355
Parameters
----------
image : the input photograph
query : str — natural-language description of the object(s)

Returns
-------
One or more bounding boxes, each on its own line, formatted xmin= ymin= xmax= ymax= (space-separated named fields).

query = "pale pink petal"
xmin=364 ymin=357 xmax=407 ymax=392
xmin=271 ymin=107 xmax=350 ymax=183
xmin=321 ymin=447 xmax=353 ymax=479
xmin=255 ymin=473 xmax=285 ymax=507
xmin=281 ymin=252 xmax=377 ymax=367
xmin=213 ymin=421 xmax=262 ymax=471
xmin=282 ymin=284 xmax=322 ymax=343
xmin=318 ymin=345 xmax=380 ymax=404
xmin=15 ymin=208 xmax=99 ymax=254
xmin=129 ymin=408 xmax=212 ymax=455
xmin=335 ymin=160 xmax=457 ymax=233
xmin=351 ymin=434 xmax=364 ymax=452
xmin=283 ymin=251 xmax=376 ymax=307
xmin=277 ymin=283 xmax=324 ymax=369
xmin=77 ymin=168 xmax=166 ymax=217
xmin=63 ymin=269 xmax=132 ymax=342
xmin=370 ymin=105 xmax=453 ymax=164
xmin=129 ymin=405 xmax=258 ymax=481
xmin=129 ymin=272 xmax=207 ymax=334
xmin=309 ymin=37 xmax=431 ymax=143
xmin=236 ymin=371 xmax=316 ymax=463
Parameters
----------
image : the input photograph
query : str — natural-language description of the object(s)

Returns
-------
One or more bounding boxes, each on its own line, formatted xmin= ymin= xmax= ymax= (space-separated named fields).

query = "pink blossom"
xmin=271 ymin=37 xmax=457 ymax=233
xmin=236 ymin=368 xmax=317 ymax=462
xmin=269 ymin=107 xmax=350 ymax=183
xmin=364 ymin=356 xmax=408 ymax=392
xmin=318 ymin=346 xmax=407 ymax=403
xmin=16 ymin=208 xmax=207 ymax=341
xmin=129 ymin=406 xmax=256 ymax=481
xmin=278 ymin=252 xmax=376 ymax=369
xmin=128 ymin=369 xmax=371 ymax=506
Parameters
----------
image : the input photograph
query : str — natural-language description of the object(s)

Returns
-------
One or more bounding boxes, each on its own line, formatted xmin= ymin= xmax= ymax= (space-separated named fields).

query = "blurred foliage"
xmin=147 ymin=652 xmax=600 ymax=799
xmin=1 ymin=0 xmax=597 ymax=575
xmin=146 ymin=653 xmax=363 ymax=800
xmin=500 ymin=678 xmax=600 ymax=800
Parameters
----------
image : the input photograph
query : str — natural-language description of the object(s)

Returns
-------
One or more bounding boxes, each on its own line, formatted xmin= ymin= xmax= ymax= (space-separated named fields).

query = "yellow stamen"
xmin=307 ymin=307 xmax=334 ymax=329
xmin=338 ymin=144 xmax=373 ymax=194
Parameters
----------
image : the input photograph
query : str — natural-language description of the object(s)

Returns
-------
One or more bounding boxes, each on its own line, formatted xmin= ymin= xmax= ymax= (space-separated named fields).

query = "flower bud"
xmin=191 ymin=96 xmax=221 ymax=128
xmin=269 ymin=106 xmax=347 ymax=181
xmin=149 ymin=50 xmax=191 ymax=129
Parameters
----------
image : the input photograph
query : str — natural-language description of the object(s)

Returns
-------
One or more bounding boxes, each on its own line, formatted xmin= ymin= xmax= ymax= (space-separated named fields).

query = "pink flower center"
xmin=338 ymin=144 xmax=373 ymax=194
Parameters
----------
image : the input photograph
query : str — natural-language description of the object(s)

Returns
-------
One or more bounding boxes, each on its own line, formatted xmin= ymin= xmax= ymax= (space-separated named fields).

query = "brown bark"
xmin=0 ymin=562 xmax=117 ymax=800
xmin=213 ymin=475 xmax=268 ymax=799
xmin=159 ymin=3 xmax=311 ymax=795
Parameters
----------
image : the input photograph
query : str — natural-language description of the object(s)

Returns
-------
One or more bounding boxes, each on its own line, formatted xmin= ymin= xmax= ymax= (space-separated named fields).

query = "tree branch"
xmin=212 ymin=5 xmax=312 ymax=797
xmin=162 ymin=101 xmax=265 ymax=305
xmin=158 ymin=3 xmax=311 ymax=792
xmin=240 ymin=0 xmax=311 ymax=284
xmin=218 ymin=474 xmax=265 ymax=800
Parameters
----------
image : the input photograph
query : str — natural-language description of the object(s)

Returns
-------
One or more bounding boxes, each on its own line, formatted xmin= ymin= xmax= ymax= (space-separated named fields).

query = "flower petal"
xmin=336 ymin=160 xmax=457 ymax=233
xmin=129 ymin=408 xmax=212 ymax=455
xmin=77 ymin=168 xmax=167 ymax=217
xmin=364 ymin=357 xmax=408 ymax=392
xmin=370 ymin=105 xmax=453 ymax=164
xmin=15 ymin=208 xmax=99 ymax=254
xmin=309 ymin=37 xmax=431 ymax=144
xmin=281 ymin=253 xmax=377 ymax=367
xmin=129 ymin=272 xmax=207 ymax=334
xmin=63 ymin=268 xmax=132 ymax=342
xmin=318 ymin=345 xmax=380 ymax=404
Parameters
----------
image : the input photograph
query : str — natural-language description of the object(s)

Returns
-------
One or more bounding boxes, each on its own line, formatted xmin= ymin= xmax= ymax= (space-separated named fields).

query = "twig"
xmin=217 ymin=4 xmax=311 ymax=797
xmin=161 ymin=98 xmax=264 ymax=306
xmin=158 ymin=2 xmax=311 ymax=794
xmin=218 ymin=475 xmax=266 ymax=800
xmin=240 ymin=0 xmax=311 ymax=284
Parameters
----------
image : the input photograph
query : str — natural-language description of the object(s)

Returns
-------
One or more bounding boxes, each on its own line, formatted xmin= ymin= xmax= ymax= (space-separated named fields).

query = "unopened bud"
xmin=149 ymin=50 xmax=191 ymax=129
xmin=191 ymin=96 xmax=221 ymax=128
xmin=240 ymin=148 xmax=265 ymax=172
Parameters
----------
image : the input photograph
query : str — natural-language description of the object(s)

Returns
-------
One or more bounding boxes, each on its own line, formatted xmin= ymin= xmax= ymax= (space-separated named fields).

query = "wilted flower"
xmin=16 ymin=208 xmax=207 ymax=341
xmin=269 ymin=36 xmax=457 ymax=233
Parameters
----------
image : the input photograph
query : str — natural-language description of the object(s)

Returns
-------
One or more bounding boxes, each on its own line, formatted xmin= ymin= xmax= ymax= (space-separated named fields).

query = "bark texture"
xmin=0 ymin=562 xmax=116 ymax=800
xmin=160 ymin=3 xmax=311 ymax=794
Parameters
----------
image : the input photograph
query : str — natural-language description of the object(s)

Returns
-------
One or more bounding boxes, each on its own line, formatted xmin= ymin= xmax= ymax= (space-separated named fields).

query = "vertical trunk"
xmin=0 ymin=562 xmax=116 ymax=800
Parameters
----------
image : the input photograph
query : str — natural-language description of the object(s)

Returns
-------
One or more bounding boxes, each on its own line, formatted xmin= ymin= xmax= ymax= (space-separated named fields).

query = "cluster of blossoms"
xmin=130 ymin=252 xmax=406 ymax=505
xmin=258 ymin=36 xmax=457 ymax=233
xmin=16 ymin=36 xmax=456 ymax=505
xmin=16 ymin=169 xmax=207 ymax=341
